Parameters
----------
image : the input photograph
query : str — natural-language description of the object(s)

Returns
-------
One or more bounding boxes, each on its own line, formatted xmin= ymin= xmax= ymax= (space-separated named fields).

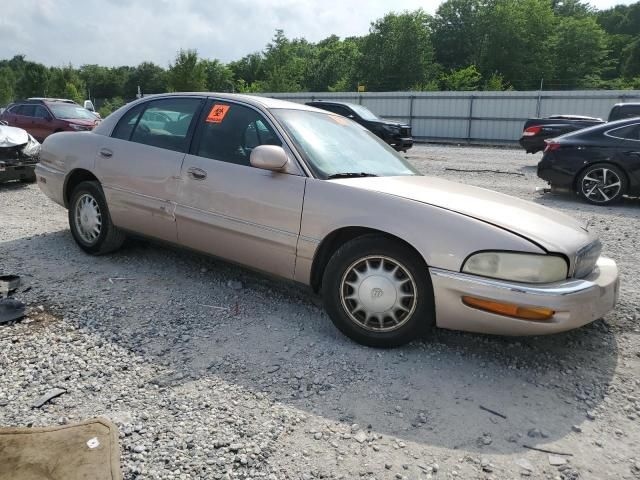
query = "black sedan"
xmin=537 ymin=117 xmax=640 ymax=205
xmin=306 ymin=101 xmax=413 ymax=152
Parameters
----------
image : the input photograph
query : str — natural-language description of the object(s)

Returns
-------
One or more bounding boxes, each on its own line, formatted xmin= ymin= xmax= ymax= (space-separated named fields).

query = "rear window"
xmin=609 ymin=105 xmax=640 ymax=122
xmin=606 ymin=124 xmax=640 ymax=141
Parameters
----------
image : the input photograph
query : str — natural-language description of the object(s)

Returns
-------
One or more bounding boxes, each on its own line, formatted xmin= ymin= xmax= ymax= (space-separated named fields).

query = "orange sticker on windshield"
xmin=206 ymin=104 xmax=230 ymax=123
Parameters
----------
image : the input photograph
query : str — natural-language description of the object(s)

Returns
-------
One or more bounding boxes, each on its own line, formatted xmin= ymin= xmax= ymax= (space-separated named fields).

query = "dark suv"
xmin=0 ymin=99 xmax=100 ymax=142
xmin=306 ymin=101 xmax=413 ymax=152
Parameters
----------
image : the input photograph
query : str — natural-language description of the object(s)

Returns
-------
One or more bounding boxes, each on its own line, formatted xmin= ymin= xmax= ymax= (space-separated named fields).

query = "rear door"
xmin=175 ymin=99 xmax=306 ymax=279
xmin=95 ymin=97 xmax=204 ymax=243
xmin=606 ymin=123 xmax=640 ymax=188
xmin=31 ymin=106 xmax=52 ymax=141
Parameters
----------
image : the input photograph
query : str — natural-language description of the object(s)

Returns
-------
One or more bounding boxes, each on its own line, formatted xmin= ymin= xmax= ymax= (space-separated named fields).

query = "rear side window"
xmin=112 ymin=104 xmax=144 ymax=140
xmin=112 ymin=98 xmax=202 ymax=153
xmin=18 ymin=105 xmax=36 ymax=117
xmin=607 ymin=124 xmax=640 ymax=141
xmin=192 ymin=101 xmax=281 ymax=167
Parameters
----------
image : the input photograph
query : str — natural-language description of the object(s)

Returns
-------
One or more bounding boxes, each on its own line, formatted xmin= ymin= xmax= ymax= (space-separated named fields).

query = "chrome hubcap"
xmin=74 ymin=194 xmax=102 ymax=243
xmin=581 ymin=167 xmax=622 ymax=203
xmin=340 ymin=255 xmax=417 ymax=332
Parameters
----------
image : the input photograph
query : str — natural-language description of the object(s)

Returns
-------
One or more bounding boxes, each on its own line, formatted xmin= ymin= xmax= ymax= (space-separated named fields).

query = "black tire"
xmin=576 ymin=163 xmax=627 ymax=205
xmin=322 ymin=234 xmax=435 ymax=348
xmin=68 ymin=180 xmax=125 ymax=255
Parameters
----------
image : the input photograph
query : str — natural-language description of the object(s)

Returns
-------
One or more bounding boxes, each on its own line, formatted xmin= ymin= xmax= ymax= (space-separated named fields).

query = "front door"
xmin=175 ymin=99 xmax=306 ymax=279
xmin=95 ymin=97 xmax=204 ymax=243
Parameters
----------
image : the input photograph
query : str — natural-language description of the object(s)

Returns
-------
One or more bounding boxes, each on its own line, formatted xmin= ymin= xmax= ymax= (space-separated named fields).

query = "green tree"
xmin=168 ymin=49 xmax=206 ymax=91
xmin=228 ymin=53 xmax=264 ymax=88
xmin=480 ymin=0 xmax=555 ymax=90
xmin=356 ymin=10 xmax=437 ymax=91
xmin=431 ymin=0 xmax=488 ymax=71
xmin=621 ymin=35 xmax=640 ymax=78
xmin=201 ymin=59 xmax=234 ymax=92
xmin=440 ymin=65 xmax=482 ymax=90
xmin=16 ymin=62 xmax=49 ymax=98
xmin=124 ymin=62 xmax=167 ymax=96
xmin=547 ymin=16 xmax=608 ymax=88
xmin=483 ymin=71 xmax=509 ymax=90
xmin=259 ymin=30 xmax=314 ymax=92
xmin=0 ymin=67 xmax=16 ymax=105
xmin=305 ymin=35 xmax=360 ymax=91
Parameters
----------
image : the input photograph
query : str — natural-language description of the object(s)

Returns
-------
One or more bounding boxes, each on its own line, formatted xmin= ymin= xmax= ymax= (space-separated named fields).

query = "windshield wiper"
xmin=327 ymin=172 xmax=378 ymax=179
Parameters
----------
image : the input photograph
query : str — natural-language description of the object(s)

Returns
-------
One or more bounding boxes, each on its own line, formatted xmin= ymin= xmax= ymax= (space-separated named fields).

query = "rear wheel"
xmin=322 ymin=235 xmax=435 ymax=347
xmin=68 ymin=181 xmax=125 ymax=255
xmin=577 ymin=163 xmax=627 ymax=205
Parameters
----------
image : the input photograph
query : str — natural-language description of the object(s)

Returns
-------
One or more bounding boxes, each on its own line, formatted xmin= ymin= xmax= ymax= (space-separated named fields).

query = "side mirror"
xmin=347 ymin=114 xmax=355 ymax=119
xmin=84 ymin=100 xmax=95 ymax=112
xmin=250 ymin=145 xmax=288 ymax=172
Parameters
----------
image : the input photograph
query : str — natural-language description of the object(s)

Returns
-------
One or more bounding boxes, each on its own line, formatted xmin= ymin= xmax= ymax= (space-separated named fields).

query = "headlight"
xmin=69 ymin=124 xmax=86 ymax=131
xmin=384 ymin=125 xmax=401 ymax=134
xmin=462 ymin=252 xmax=568 ymax=284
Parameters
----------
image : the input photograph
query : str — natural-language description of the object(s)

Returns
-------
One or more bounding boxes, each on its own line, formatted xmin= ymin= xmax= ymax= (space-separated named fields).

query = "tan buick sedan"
xmin=35 ymin=93 xmax=619 ymax=347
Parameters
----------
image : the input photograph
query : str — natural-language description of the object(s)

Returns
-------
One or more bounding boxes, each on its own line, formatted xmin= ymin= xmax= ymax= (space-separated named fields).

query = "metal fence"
xmin=263 ymin=90 xmax=640 ymax=145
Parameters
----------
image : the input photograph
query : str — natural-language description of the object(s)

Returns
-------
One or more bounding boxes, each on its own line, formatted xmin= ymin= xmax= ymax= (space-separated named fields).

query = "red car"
xmin=0 ymin=99 xmax=100 ymax=142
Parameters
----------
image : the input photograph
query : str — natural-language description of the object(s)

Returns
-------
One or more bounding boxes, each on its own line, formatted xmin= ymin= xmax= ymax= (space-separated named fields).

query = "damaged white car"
xmin=0 ymin=121 xmax=40 ymax=184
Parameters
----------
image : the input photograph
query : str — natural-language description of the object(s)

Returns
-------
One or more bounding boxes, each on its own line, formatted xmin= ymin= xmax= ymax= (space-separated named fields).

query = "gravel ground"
xmin=1 ymin=144 xmax=639 ymax=480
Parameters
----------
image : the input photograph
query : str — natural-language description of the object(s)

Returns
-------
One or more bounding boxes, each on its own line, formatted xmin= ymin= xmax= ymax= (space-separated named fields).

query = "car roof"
xmin=306 ymin=100 xmax=360 ymax=109
xmin=138 ymin=92 xmax=319 ymax=112
xmin=560 ymin=115 xmax=640 ymax=139
xmin=612 ymin=102 xmax=640 ymax=108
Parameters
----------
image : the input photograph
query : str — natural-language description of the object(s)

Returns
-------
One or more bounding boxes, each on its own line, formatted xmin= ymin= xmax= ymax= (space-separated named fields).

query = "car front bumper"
xmin=0 ymin=163 xmax=37 ymax=182
xmin=430 ymin=257 xmax=619 ymax=336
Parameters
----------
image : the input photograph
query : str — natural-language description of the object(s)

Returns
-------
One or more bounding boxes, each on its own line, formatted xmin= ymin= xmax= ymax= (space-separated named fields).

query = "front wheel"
xmin=69 ymin=181 xmax=126 ymax=255
xmin=322 ymin=235 xmax=435 ymax=347
xmin=577 ymin=163 xmax=627 ymax=205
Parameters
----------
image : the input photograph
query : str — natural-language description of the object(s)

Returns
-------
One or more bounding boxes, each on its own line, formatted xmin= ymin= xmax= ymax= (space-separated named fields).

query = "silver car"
xmin=35 ymin=93 xmax=619 ymax=347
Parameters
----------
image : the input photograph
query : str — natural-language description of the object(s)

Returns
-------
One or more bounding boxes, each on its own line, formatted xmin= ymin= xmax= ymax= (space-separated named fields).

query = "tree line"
xmin=1 ymin=0 xmax=639 ymax=117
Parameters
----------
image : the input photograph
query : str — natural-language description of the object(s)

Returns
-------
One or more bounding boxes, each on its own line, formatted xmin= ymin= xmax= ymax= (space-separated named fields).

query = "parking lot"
xmin=1 ymin=144 xmax=639 ymax=479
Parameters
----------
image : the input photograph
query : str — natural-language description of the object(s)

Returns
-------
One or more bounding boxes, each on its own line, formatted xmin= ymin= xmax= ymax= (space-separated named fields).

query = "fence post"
xmin=467 ymin=95 xmax=475 ymax=142
xmin=358 ymin=95 xmax=363 ymax=105
xmin=409 ymin=95 xmax=415 ymax=129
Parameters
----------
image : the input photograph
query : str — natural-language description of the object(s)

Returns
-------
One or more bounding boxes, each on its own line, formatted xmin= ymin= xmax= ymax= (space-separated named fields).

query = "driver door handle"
xmin=188 ymin=167 xmax=207 ymax=180
xmin=99 ymin=148 xmax=113 ymax=158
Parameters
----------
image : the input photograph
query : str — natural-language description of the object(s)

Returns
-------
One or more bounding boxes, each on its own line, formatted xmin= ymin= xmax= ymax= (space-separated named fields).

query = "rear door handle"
xmin=187 ymin=167 xmax=207 ymax=180
xmin=99 ymin=148 xmax=113 ymax=158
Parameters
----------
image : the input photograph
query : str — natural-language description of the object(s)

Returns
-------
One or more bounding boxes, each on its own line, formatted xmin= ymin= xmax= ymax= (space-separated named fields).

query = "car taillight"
xmin=544 ymin=142 xmax=561 ymax=153
xmin=522 ymin=125 xmax=542 ymax=136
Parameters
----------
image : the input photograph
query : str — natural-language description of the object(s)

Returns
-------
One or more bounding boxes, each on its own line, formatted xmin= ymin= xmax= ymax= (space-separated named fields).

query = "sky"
xmin=0 ymin=0 xmax=636 ymax=67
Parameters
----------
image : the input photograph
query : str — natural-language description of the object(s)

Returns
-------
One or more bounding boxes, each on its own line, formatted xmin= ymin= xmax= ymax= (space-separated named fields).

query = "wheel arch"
xmin=64 ymin=168 xmax=100 ymax=207
xmin=309 ymin=226 xmax=428 ymax=293
xmin=573 ymin=160 xmax=631 ymax=194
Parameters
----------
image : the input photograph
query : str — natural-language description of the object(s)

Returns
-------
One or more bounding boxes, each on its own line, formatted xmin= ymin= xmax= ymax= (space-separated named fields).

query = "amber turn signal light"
xmin=462 ymin=296 xmax=555 ymax=321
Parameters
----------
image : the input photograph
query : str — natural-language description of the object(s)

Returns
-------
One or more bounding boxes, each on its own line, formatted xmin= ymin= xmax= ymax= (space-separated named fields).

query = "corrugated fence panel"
xmin=266 ymin=90 xmax=640 ymax=144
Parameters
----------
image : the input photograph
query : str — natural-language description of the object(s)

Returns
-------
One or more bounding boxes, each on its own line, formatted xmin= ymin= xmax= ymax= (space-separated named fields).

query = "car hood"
xmin=376 ymin=119 xmax=410 ymax=129
xmin=0 ymin=125 xmax=29 ymax=148
xmin=330 ymin=175 xmax=594 ymax=255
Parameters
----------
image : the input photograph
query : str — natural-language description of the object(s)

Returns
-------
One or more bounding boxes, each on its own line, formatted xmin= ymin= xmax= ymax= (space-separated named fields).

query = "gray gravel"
xmin=1 ymin=144 xmax=639 ymax=479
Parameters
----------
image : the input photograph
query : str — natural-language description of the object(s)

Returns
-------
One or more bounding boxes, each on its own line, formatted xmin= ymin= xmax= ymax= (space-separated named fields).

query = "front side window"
xmin=127 ymin=98 xmax=202 ymax=153
xmin=193 ymin=101 xmax=281 ymax=166
xmin=272 ymin=109 xmax=417 ymax=179
xmin=34 ymin=106 xmax=49 ymax=119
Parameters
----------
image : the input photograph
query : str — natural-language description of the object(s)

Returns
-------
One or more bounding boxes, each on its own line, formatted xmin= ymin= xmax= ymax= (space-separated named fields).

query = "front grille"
xmin=0 ymin=145 xmax=22 ymax=161
xmin=573 ymin=240 xmax=602 ymax=278
xmin=400 ymin=127 xmax=411 ymax=137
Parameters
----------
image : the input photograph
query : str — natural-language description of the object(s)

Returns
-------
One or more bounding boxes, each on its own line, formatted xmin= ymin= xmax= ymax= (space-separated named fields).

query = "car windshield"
xmin=272 ymin=109 xmax=418 ymax=179
xmin=349 ymin=104 xmax=378 ymax=121
xmin=49 ymin=104 xmax=95 ymax=120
